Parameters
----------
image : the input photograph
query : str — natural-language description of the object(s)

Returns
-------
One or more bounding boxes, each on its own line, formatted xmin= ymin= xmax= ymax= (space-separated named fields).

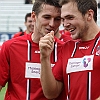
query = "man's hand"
xmin=39 ymin=31 xmax=54 ymax=58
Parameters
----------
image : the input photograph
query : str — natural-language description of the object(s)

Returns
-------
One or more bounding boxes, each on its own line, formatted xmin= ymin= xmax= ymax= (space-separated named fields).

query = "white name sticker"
xmin=25 ymin=62 xmax=55 ymax=78
xmin=66 ymin=55 xmax=94 ymax=73
xmin=25 ymin=62 xmax=41 ymax=78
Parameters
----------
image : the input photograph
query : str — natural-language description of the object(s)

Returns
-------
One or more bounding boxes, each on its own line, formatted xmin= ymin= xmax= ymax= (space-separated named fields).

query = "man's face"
xmin=25 ymin=17 xmax=34 ymax=33
xmin=34 ymin=4 xmax=61 ymax=37
xmin=61 ymin=2 xmax=89 ymax=40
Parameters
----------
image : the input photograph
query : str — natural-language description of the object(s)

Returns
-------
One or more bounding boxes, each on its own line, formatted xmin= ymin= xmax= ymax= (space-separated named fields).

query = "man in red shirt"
xmin=39 ymin=0 xmax=100 ymax=100
xmin=13 ymin=12 xmax=34 ymax=38
xmin=0 ymin=0 xmax=70 ymax=100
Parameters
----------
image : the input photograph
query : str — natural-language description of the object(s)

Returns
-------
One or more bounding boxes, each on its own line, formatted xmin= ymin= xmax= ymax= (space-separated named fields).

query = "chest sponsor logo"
xmin=66 ymin=55 xmax=94 ymax=73
xmin=83 ymin=57 xmax=91 ymax=67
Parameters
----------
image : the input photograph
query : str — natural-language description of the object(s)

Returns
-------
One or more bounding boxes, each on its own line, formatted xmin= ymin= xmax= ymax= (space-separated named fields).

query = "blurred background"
xmin=0 ymin=0 xmax=100 ymax=46
xmin=0 ymin=0 xmax=34 ymax=46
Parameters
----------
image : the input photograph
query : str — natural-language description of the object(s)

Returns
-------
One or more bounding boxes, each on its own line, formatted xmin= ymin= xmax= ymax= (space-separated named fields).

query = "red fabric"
xmin=0 ymin=42 xmax=3 ymax=51
xmin=53 ymin=32 xmax=100 ymax=100
xmin=59 ymin=30 xmax=72 ymax=42
xmin=0 ymin=45 xmax=2 ymax=50
xmin=60 ymin=30 xmax=71 ymax=36
xmin=0 ymin=34 xmax=66 ymax=100
xmin=13 ymin=31 xmax=27 ymax=38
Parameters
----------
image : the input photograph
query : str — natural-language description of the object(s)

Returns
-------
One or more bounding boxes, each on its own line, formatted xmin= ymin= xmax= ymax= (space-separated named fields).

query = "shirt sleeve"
xmin=0 ymin=42 xmax=10 ymax=87
xmin=52 ymin=47 xmax=64 ymax=82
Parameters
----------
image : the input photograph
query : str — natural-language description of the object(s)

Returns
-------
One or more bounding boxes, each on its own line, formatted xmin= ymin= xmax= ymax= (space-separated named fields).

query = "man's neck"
xmin=55 ymin=32 xmax=61 ymax=39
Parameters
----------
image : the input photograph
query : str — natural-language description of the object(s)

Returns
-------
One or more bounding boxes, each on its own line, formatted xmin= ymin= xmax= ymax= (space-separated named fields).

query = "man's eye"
xmin=69 ymin=17 xmax=74 ymax=20
xmin=55 ymin=18 xmax=61 ymax=21
xmin=65 ymin=16 xmax=74 ymax=20
xmin=44 ymin=16 xmax=50 ymax=19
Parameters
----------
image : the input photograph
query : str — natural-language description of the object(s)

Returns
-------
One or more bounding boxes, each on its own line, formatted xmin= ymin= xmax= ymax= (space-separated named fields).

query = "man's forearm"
xmin=40 ymin=56 xmax=62 ymax=99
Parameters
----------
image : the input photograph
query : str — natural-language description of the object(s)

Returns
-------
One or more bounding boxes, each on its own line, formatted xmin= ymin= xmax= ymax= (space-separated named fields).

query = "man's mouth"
xmin=46 ymin=28 xmax=53 ymax=33
xmin=65 ymin=28 xmax=75 ymax=32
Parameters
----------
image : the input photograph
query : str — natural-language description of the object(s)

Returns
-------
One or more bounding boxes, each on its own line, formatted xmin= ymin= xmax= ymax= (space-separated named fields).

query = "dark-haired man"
xmin=40 ymin=0 xmax=100 ymax=100
xmin=0 ymin=0 xmax=67 ymax=99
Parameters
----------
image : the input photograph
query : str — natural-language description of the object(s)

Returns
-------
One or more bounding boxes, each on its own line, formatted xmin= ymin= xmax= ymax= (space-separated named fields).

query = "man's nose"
xmin=49 ymin=19 xmax=55 ymax=27
xmin=63 ymin=22 xmax=71 ymax=27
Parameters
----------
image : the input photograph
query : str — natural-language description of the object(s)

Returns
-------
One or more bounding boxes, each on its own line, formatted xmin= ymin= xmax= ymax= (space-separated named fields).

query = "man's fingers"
xmin=39 ymin=31 xmax=55 ymax=52
xmin=39 ymin=40 xmax=53 ymax=49
xmin=50 ymin=30 xmax=54 ymax=37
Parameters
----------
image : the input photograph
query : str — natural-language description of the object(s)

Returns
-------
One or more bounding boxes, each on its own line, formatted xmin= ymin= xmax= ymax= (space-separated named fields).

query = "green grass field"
xmin=0 ymin=85 xmax=7 ymax=100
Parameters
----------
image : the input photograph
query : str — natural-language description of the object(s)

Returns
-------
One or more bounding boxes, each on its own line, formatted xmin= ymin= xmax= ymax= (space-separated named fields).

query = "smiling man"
xmin=39 ymin=0 xmax=100 ymax=100
xmin=0 ymin=0 xmax=67 ymax=100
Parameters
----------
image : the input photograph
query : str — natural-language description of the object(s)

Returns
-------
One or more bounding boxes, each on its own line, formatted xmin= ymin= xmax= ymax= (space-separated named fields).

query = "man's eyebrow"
xmin=66 ymin=15 xmax=73 ymax=17
xmin=42 ymin=14 xmax=51 ymax=17
xmin=62 ymin=15 xmax=74 ymax=19
xmin=29 ymin=20 xmax=32 ymax=22
xmin=42 ymin=15 xmax=61 ymax=19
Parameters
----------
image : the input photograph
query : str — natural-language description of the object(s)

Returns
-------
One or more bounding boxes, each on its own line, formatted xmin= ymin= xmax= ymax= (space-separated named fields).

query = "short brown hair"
xmin=59 ymin=0 xmax=97 ymax=22
xmin=32 ymin=0 xmax=61 ymax=16
xmin=25 ymin=12 xmax=31 ymax=22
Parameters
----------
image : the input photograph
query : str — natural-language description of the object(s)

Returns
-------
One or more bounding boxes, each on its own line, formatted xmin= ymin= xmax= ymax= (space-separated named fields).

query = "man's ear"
xmin=87 ymin=9 xmax=94 ymax=21
xmin=31 ymin=11 xmax=36 ymax=21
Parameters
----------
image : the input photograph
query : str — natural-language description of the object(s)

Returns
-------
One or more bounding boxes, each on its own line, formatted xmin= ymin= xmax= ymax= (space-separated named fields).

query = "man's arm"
xmin=39 ymin=31 xmax=63 ymax=99
xmin=40 ymin=55 xmax=63 ymax=99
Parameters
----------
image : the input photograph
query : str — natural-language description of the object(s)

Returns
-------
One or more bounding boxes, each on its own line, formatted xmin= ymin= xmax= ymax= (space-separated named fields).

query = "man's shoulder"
xmin=13 ymin=31 xmax=25 ymax=38
xmin=63 ymin=40 xmax=77 ymax=51
xmin=3 ymin=34 xmax=29 ymax=47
